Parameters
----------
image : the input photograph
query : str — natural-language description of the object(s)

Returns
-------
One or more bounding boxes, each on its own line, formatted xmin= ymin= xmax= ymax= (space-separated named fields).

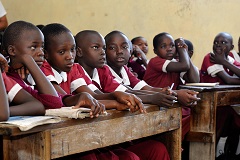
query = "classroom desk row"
xmin=0 ymin=104 xmax=182 ymax=160
xmin=1 ymin=85 xmax=240 ymax=160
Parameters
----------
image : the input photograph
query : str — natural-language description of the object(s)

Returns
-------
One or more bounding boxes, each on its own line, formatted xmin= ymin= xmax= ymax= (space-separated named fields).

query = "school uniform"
xmin=75 ymin=64 xmax=127 ymax=93
xmin=127 ymin=57 xmax=146 ymax=80
xmin=143 ymin=56 xmax=190 ymax=140
xmin=41 ymin=61 xmax=87 ymax=94
xmin=2 ymin=72 xmax=22 ymax=103
xmin=107 ymin=65 xmax=147 ymax=90
xmin=7 ymin=67 xmax=63 ymax=109
xmin=143 ymin=56 xmax=181 ymax=90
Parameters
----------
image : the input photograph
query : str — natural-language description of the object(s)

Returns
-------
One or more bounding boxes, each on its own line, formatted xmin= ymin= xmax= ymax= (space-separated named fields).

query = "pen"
xmin=169 ymin=83 xmax=177 ymax=103
xmin=170 ymin=83 xmax=174 ymax=90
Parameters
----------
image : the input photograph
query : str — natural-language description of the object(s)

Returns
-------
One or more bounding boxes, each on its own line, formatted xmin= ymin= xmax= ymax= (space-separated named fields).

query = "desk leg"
xmin=188 ymin=92 xmax=216 ymax=160
xmin=3 ymin=130 xmax=51 ymax=160
xmin=160 ymin=128 xmax=182 ymax=160
xmin=156 ymin=107 xmax=182 ymax=160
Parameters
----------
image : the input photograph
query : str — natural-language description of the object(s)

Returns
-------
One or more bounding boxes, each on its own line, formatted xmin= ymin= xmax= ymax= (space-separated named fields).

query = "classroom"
xmin=1 ymin=0 xmax=240 ymax=160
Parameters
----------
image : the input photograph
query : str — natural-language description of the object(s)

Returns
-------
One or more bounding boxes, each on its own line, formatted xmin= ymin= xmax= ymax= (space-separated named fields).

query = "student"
xmin=75 ymin=30 xmax=170 ymax=160
xmin=200 ymin=32 xmax=240 ymax=84
xmin=75 ymin=30 xmax=178 ymax=108
xmin=143 ymin=33 xmax=199 ymax=88
xmin=41 ymin=23 xmax=145 ymax=114
xmin=0 ymin=54 xmax=45 ymax=121
xmin=2 ymin=21 xmax=64 ymax=109
xmin=200 ymin=32 xmax=240 ymax=158
xmin=127 ymin=36 xmax=148 ymax=80
xmin=3 ymin=21 xmax=104 ymax=118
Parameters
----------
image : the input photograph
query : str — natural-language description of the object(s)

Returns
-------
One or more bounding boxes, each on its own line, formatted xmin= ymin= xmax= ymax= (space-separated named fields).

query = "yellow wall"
xmin=2 ymin=0 xmax=240 ymax=68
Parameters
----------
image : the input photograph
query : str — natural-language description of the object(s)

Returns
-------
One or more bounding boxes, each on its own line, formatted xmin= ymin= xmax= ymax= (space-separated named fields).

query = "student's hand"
xmin=16 ymin=66 xmax=30 ymax=80
xmin=73 ymin=92 xmax=105 ymax=118
xmin=114 ymin=101 xmax=132 ymax=111
xmin=150 ymin=92 xmax=177 ymax=108
xmin=210 ymin=52 xmax=226 ymax=64
xmin=0 ymin=53 xmax=8 ymax=72
xmin=161 ymin=86 xmax=178 ymax=97
xmin=175 ymin=38 xmax=188 ymax=50
xmin=175 ymin=89 xmax=201 ymax=107
xmin=133 ymin=45 xmax=148 ymax=63
xmin=112 ymin=91 xmax=146 ymax=113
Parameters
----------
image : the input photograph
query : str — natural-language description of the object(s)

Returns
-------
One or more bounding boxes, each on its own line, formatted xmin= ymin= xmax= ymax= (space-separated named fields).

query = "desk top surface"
xmin=179 ymin=85 xmax=240 ymax=92
xmin=0 ymin=104 xmax=180 ymax=136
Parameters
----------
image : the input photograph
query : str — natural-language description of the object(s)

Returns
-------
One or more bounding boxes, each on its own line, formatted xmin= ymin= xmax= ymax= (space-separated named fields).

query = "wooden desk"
xmin=0 ymin=105 xmax=181 ymax=160
xmin=179 ymin=85 xmax=240 ymax=160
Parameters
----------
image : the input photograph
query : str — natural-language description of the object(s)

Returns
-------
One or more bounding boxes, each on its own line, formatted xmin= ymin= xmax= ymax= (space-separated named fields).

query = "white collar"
xmin=92 ymin=68 xmax=101 ymax=86
xmin=108 ymin=65 xmax=130 ymax=85
xmin=81 ymin=66 xmax=101 ymax=89
xmin=52 ymin=67 xmax=67 ymax=84
xmin=228 ymin=55 xmax=235 ymax=64
xmin=27 ymin=74 xmax=36 ymax=86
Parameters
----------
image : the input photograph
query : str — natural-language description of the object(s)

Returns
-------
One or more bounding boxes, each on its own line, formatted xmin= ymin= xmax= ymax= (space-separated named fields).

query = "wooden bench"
xmin=0 ymin=104 xmax=182 ymax=160
xmin=179 ymin=85 xmax=240 ymax=160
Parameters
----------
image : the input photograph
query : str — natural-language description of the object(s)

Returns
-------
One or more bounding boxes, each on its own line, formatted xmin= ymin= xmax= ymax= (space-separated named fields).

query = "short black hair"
xmin=105 ymin=30 xmax=126 ymax=44
xmin=41 ymin=23 xmax=71 ymax=50
xmin=153 ymin=32 xmax=170 ymax=49
xmin=2 ymin=20 xmax=38 ymax=54
xmin=75 ymin=30 xmax=99 ymax=47
xmin=184 ymin=39 xmax=193 ymax=51
xmin=36 ymin=24 xmax=45 ymax=31
xmin=131 ymin=36 xmax=144 ymax=44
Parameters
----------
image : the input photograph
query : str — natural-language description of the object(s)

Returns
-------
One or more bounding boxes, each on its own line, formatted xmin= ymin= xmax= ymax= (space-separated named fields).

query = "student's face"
xmin=13 ymin=29 xmax=44 ymax=68
xmin=77 ymin=33 xmax=106 ymax=69
xmin=154 ymin=34 xmax=176 ymax=60
xmin=45 ymin=32 xmax=76 ymax=73
xmin=133 ymin=37 xmax=148 ymax=54
xmin=106 ymin=33 xmax=131 ymax=69
xmin=213 ymin=33 xmax=233 ymax=56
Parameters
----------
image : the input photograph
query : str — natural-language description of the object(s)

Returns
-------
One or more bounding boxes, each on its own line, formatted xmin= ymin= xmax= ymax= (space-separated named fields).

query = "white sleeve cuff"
xmin=207 ymin=64 xmax=224 ymax=77
xmin=132 ymin=80 xmax=147 ymax=90
xmin=88 ymin=84 xmax=99 ymax=92
xmin=115 ymin=84 xmax=128 ymax=92
xmin=71 ymin=78 xmax=87 ymax=93
xmin=162 ymin=60 xmax=171 ymax=73
xmin=8 ymin=84 xmax=22 ymax=102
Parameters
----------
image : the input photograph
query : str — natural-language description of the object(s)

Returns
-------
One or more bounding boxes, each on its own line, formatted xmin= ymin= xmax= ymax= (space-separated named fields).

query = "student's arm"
xmin=74 ymin=84 xmax=145 ymax=113
xmin=0 ymin=73 xmax=9 ymax=121
xmin=126 ymin=89 xmax=177 ymax=108
xmin=183 ymin=60 xmax=200 ymax=83
xmin=20 ymin=55 xmax=58 ymax=96
xmin=133 ymin=45 xmax=148 ymax=67
xmin=166 ymin=38 xmax=190 ymax=72
xmin=9 ymin=89 xmax=45 ymax=116
xmin=210 ymin=52 xmax=240 ymax=84
xmin=99 ymin=99 xmax=144 ymax=113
